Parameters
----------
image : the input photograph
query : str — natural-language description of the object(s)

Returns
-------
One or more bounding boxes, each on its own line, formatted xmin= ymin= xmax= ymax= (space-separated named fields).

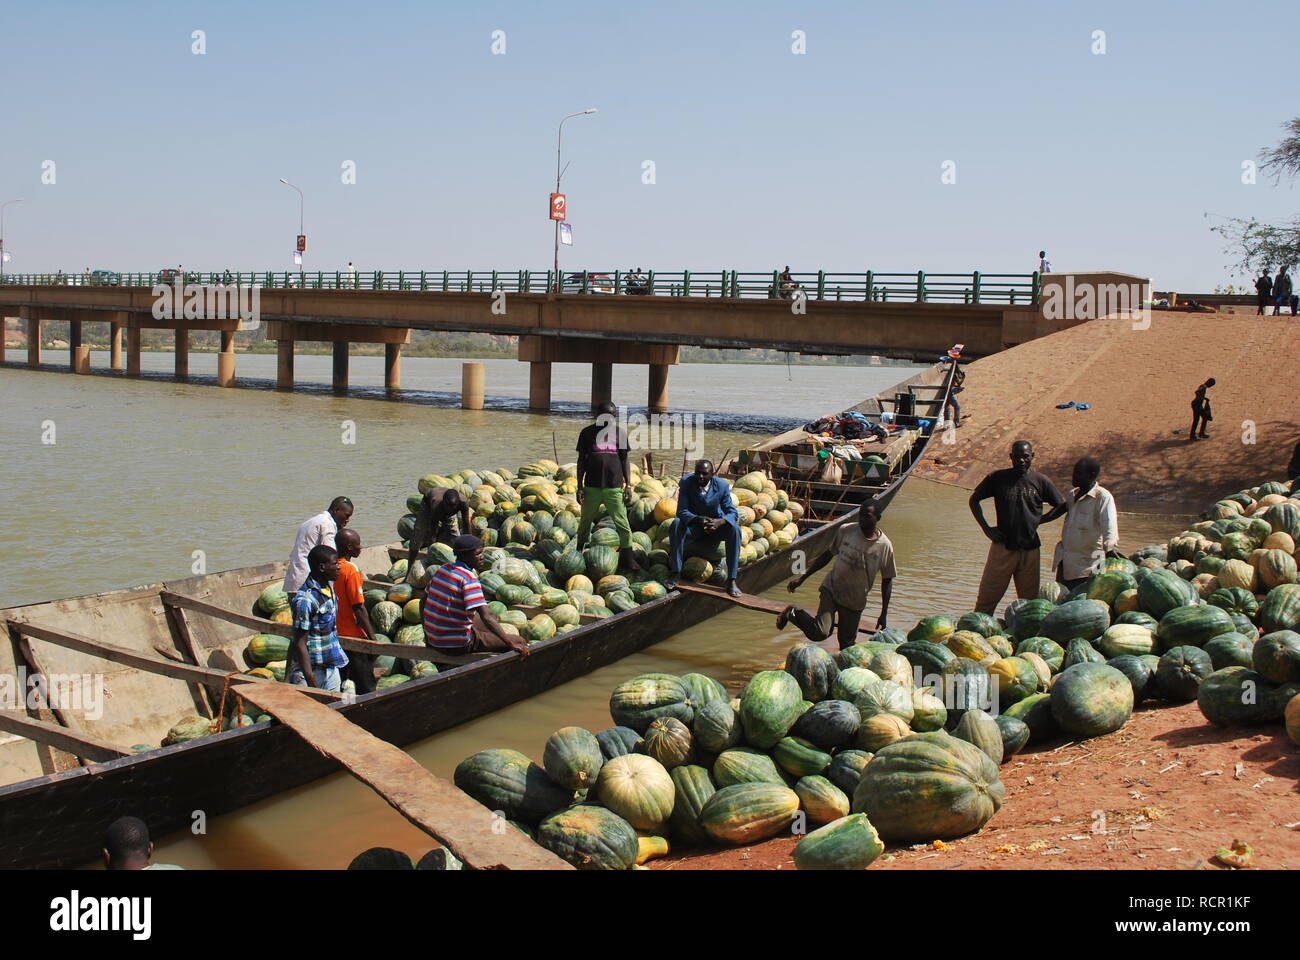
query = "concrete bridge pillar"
xmin=385 ymin=343 xmax=402 ymax=392
xmin=69 ymin=317 xmax=91 ymax=374
xmin=277 ymin=339 xmax=295 ymax=390
xmin=26 ymin=315 xmax=41 ymax=368
xmin=529 ymin=361 xmax=552 ymax=411
xmin=217 ymin=330 xmax=236 ymax=387
xmin=174 ymin=328 xmax=189 ymax=379
xmin=461 ymin=361 xmax=484 ymax=409
xmin=110 ymin=317 xmax=124 ymax=370
xmin=591 ymin=362 xmax=613 ymax=412
xmin=332 ymin=341 xmax=349 ymax=393
xmin=648 ymin=363 xmax=670 ymax=414
xmin=126 ymin=325 xmax=142 ymax=376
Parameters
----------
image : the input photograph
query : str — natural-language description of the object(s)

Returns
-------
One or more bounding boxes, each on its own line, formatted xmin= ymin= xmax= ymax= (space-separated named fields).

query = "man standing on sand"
xmin=284 ymin=497 xmax=353 ymax=594
xmin=1051 ymin=457 xmax=1122 ymax=591
xmin=1189 ymin=378 xmax=1215 ymax=441
xmin=575 ymin=401 xmax=639 ymax=571
xmin=1255 ymin=271 xmax=1273 ymax=316
xmin=335 ymin=528 xmax=379 ymax=694
xmin=969 ymin=440 xmax=1067 ymax=615
xmin=777 ymin=499 xmax=895 ymax=650
xmin=1273 ymin=268 xmax=1293 ymax=316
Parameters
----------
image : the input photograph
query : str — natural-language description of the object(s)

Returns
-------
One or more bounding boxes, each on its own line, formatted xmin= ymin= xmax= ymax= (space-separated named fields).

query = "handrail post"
xmin=1031 ymin=271 xmax=1040 ymax=303
xmin=972 ymin=270 xmax=981 ymax=304
xmin=816 ymin=270 xmax=825 ymax=300
xmin=683 ymin=270 xmax=691 ymax=297
xmin=646 ymin=269 xmax=656 ymax=295
xmin=442 ymin=270 xmax=449 ymax=292
xmin=916 ymin=270 xmax=926 ymax=303
xmin=864 ymin=270 xmax=873 ymax=301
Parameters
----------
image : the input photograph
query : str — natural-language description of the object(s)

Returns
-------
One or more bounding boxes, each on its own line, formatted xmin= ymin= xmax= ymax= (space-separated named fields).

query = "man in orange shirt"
xmin=335 ymin=528 xmax=378 ymax=694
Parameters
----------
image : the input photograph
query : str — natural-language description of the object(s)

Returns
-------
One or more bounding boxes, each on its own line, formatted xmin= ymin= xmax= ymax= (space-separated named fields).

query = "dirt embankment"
xmin=914 ymin=312 xmax=1298 ymax=511
xmin=651 ymin=701 xmax=1300 ymax=871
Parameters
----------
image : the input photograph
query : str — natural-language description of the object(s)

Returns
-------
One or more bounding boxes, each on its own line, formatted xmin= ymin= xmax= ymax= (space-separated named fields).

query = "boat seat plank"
xmin=337 ymin=636 xmax=494 ymax=667
xmin=0 ymin=711 xmax=131 ymax=763
xmin=160 ymin=591 xmax=292 ymax=638
xmin=232 ymin=683 xmax=572 ymax=871
xmin=6 ymin=619 xmax=342 ymax=702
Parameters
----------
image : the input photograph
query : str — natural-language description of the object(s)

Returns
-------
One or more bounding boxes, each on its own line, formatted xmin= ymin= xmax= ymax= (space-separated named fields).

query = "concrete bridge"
xmin=0 ymin=270 xmax=1095 ymax=412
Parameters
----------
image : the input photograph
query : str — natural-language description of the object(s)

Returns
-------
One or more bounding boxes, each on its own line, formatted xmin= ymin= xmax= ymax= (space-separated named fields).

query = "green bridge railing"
xmin=0 ymin=269 xmax=1040 ymax=305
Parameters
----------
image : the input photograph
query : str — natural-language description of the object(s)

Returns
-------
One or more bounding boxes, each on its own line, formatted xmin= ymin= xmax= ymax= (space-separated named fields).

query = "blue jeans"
xmin=669 ymin=517 xmax=740 ymax=581
xmin=288 ymin=665 xmax=342 ymax=692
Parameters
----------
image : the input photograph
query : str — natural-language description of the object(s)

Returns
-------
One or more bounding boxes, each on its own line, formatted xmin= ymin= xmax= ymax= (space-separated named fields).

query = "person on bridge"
xmin=575 ymin=401 xmax=639 ymax=571
xmin=1189 ymin=378 xmax=1215 ymax=441
xmin=1255 ymin=271 xmax=1274 ymax=315
xmin=283 ymin=496 xmax=353 ymax=594
xmin=423 ymin=535 xmax=530 ymax=657
xmin=287 ymin=544 xmax=348 ymax=692
xmin=1051 ymin=456 xmax=1122 ymax=591
xmin=335 ymin=528 xmax=379 ymax=694
xmin=969 ymin=440 xmax=1067 ymax=615
xmin=405 ymin=487 xmax=473 ymax=570
xmin=778 ymin=266 xmax=796 ymax=298
xmin=665 ymin=459 xmax=742 ymax=597
xmin=1038 ymin=251 xmax=1051 ymax=273
xmin=777 ymin=499 xmax=895 ymax=650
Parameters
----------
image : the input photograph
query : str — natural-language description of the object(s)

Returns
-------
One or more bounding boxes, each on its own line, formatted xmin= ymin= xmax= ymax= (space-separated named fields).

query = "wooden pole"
xmin=276 ymin=339 xmax=294 ymax=390
xmin=385 ymin=342 xmax=402 ymax=392
xmin=332 ymin=340 xmax=349 ymax=393
xmin=174 ymin=328 xmax=189 ymax=379
xmin=126 ymin=324 xmax=141 ymax=377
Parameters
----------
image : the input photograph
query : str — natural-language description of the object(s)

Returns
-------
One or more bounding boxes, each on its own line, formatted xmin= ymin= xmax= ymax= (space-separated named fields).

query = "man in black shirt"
xmin=1189 ymin=378 xmax=1214 ymax=441
xmin=576 ymin=401 xmax=639 ymax=571
xmin=1255 ymin=271 xmax=1273 ymax=315
xmin=969 ymin=440 xmax=1068 ymax=614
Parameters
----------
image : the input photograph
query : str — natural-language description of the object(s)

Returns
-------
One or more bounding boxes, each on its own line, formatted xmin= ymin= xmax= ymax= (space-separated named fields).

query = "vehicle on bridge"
xmin=560 ymin=272 xmax=614 ymax=294
xmin=88 ymin=269 xmax=121 ymax=286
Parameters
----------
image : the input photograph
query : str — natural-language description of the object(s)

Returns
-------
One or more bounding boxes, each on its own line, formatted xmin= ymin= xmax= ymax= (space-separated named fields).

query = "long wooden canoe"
xmin=0 ymin=362 xmax=955 ymax=869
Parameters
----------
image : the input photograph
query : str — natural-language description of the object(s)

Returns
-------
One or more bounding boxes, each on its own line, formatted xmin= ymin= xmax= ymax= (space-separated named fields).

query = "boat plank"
xmin=337 ymin=636 xmax=495 ymax=667
xmin=0 ymin=712 xmax=131 ymax=763
xmin=160 ymin=591 xmax=293 ymax=638
xmin=7 ymin=619 xmax=342 ymax=703
xmin=674 ymin=582 xmax=878 ymax=635
xmin=232 ymin=683 xmax=572 ymax=871
xmin=165 ymin=604 xmax=215 ymax=719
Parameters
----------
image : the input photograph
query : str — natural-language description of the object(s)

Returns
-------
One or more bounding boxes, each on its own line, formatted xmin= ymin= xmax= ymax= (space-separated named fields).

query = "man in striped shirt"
xmin=423 ymin=535 xmax=530 ymax=657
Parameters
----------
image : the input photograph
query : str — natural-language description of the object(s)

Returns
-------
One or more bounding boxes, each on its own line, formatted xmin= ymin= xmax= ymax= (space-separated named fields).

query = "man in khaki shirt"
xmin=1052 ymin=456 xmax=1121 ymax=590
xmin=777 ymin=500 xmax=896 ymax=649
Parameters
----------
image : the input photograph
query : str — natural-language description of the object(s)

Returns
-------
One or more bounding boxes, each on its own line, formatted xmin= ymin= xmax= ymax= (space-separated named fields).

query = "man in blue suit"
xmin=666 ymin=459 xmax=742 ymax=597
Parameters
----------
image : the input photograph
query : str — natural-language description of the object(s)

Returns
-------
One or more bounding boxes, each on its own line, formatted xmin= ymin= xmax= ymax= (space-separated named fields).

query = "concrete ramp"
xmin=234 ymin=683 xmax=571 ymax=870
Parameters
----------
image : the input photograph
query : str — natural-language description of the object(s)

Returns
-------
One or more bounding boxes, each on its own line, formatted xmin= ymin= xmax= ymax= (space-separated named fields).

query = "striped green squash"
xmin=793 ymin=775 xmax=851 ymax=825
xmin=794 ymin=813 xmax=885 ymax=870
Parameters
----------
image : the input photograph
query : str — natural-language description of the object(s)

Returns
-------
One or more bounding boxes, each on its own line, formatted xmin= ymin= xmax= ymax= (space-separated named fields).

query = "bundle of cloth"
xmin=803 ymin=410 xmax=891 ymax=443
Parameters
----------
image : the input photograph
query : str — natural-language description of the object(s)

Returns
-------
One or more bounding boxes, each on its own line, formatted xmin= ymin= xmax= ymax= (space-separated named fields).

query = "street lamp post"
xmin=553 ymin=109 xmax=597 ymax=292
xmin=278 ymin=178 xmax=304 ymax=284
xmin=0 ymin=198 xmax=25 ymax=281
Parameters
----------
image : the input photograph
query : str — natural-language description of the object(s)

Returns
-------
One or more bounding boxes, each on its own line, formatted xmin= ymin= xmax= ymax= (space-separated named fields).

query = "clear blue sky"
xmin=1 ymin=0 xmax=1296 ymax=288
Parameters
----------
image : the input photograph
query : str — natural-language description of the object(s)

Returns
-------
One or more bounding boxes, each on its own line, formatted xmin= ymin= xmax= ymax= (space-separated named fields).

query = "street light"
xmin=278 ymin=178 xmax=305 ymax=283
xmin=554 ymin=109 xmax=597 ymax=292
xmin=0 ymin=198 xmax=25 ymax=281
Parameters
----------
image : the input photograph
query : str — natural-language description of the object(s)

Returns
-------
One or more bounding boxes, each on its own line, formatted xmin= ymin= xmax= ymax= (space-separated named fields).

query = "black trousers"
xmin=1190 ymin=403 xmax=1210 ymax=437
xmin=789 ymin=589 xmax=863 ymax=649
xmin=343 ymin=648 xmax=376 ymax=694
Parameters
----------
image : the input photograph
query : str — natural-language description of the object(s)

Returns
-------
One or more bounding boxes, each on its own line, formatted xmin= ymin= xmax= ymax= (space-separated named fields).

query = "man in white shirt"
xmin=284 ymin=496 xmax=354 ymax=593
xmin=1038 ymin=250 xmax=1051 ymax=274
xmin=1052 ymin=457 xmax=1120 ymax=590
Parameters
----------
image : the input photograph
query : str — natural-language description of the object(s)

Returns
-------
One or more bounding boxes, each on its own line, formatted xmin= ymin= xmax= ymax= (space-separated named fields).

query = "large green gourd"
xmin=542 ymin=726 xmax=605 ymax=790
xmin=536 ymin=805 xmax=639 ymax=870
xmin=1137 ymin=569 xmax=1198 ymax=619
xmin=794 ymin=814 xmax=885 ymax=870
xmin=1007 ymin=598 xmax=1055 ymax=641
xmin=1260 ymin=584 xmax=1300 ymax=633
xmin=1098 ymin=623 xmax=1155 ymax=659
xmin=1197 ymin=667 xmax=1280 ymax=727
xmin=851 ymin=732 xmax=1005 ymax=842
xmin=952 ymin=710 xmax=1003 ymax=765
xmin=772 ymin=737 xmax=832 ymax=778
xmin=1049 ymin=663 xmax=1134 ymax=737
xmin=453 ymin=749 xmax=572 ymax=824
xmin=826 ymin=749 xmax=874 ymax=796
xmin=595 ymin=726 xmax=642 ymax=760
xmin=1202 ymin=633 xmax=1255 ymax=670
xmin=609 ymin=673 xmax=693 ymax=732
xmin=1251 ymin=630 xmax=1300 ymax=684
xmin=1155 ymin=646 xmax=1215 ymax=702
xmin=595 ymin=754 xmax=675 ymax=831
xmin=1039 ymin=598 xmax=1111 ymax=643
xmin=1155 ymin=604 xmax=1235 ymax=652
xmin=642 ymin=716 xmax=696 ymax=770
xmin=792 ymin=699 xmax=861 ymax=750
xmin=999 ymin=692 xmax=1058 ymax=743
xmin=713 ymin=747 xmax=786 ymax=787
xmin=692 ymin=699 xmax=742 ymax=754
xmin=668 ymin=764 xmax=717 ymax=846
xmin=699 ymin=783 xmax=800 ymax=845
xmin=793 ymin=775 xmax=850 ymax=824
xmin=992 ymin=715 xmax=1030 ymax=761
xmin=1061 ymin=638 xmax=1107 ymax=670
xmin=739 ymin=670 xmax=804 ymax=748
xmin=784 ymin=642 xmax=840 ymax=702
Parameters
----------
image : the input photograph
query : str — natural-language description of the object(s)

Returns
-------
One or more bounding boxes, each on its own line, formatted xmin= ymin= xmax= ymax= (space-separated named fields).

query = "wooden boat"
xmin=0 ymin=361 xmax=955 ymax=869
xmin=725 ymin=361 xmax=957 ymax=519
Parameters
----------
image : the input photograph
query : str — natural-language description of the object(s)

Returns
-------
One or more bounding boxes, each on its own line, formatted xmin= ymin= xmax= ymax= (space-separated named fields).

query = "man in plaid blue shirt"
xmin=288 ymin=545 xmax=349 ymax=691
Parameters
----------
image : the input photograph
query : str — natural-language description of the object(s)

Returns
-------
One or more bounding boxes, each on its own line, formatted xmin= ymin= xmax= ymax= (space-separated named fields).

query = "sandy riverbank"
xmin=913 ymin=312 xmax=1297 ymax=512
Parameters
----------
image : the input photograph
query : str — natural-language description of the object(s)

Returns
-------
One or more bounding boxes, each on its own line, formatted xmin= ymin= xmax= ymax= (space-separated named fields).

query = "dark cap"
xmin=452 ymin=534 xmax=483 ymax=555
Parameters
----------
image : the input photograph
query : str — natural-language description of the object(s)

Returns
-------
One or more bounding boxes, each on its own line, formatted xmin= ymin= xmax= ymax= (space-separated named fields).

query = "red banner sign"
xmin=549 ymin=193 xmax=566 ymax=221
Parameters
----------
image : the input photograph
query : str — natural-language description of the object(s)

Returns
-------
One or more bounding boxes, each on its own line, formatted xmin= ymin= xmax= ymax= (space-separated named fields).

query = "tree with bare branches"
xmin=1212 ymin=118 xmax=1300 ymax=274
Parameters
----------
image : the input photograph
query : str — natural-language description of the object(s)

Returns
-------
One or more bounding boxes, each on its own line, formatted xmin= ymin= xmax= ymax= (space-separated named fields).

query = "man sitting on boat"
xmin=776 ymin=499 xmax=895 ymax=649
xmin=284 ymin=496 xmax=353 ymax=595
xmin=665 ymin=459 xmax=742 ymax=597
xmin=103 ymin=816 xmax=183 ymax=870
xmin=423 ymin=535 xmax=530 ymax=657
xmin=287 ymin=544 xmax=349 ymax=692
xmin=406 ymin=487 xmax=473 ymax=570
